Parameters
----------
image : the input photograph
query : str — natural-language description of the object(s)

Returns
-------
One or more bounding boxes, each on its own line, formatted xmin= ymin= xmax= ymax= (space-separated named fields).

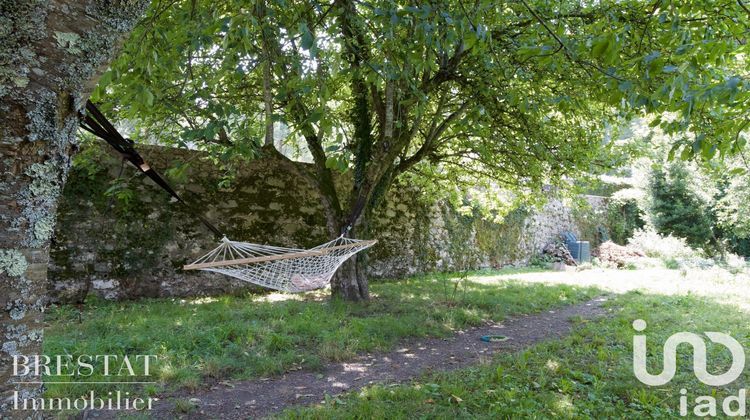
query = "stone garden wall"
xmin=48 ymin=145 xmax=607 ymax=302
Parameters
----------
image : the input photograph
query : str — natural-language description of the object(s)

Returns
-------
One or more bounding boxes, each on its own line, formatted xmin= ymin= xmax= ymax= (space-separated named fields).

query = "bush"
xmin=725 ymin=236 xmax=750 ymax=257
xmin=647 ymin=163 xmax=717 ymax=250
xmin=606 ymin=189 xmax=646 ymax=245
xmin=627 ymin=228 xmax=727 ymax=270
xmin=724 ymin=253 xmax=749 ymax=275
xmin=529 ymin=253 xmax=554 ymax=268
xmin=628 ymin=228 xmax=701 ymax=260
xmin=716 ymin=171 xmax=750 ymax=240
xmin=663 ymin=258 xmax=680 ymax=270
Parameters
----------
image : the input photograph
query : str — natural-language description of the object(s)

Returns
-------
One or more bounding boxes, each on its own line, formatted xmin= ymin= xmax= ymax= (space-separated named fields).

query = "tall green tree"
xmin=97 ymin=0 xmax=750 ymax=300
xmin=717 ymin=167 xmax=750 ymax=240
xmin=647 ymin=162 xmax=716 ymax=249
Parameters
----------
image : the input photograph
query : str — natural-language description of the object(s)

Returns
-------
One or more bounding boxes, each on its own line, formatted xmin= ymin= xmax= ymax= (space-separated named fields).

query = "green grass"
xmin=280 ymin=292 xmax=750 ymax=419
xmin=43 ymin=269 xmax=597 ymax=399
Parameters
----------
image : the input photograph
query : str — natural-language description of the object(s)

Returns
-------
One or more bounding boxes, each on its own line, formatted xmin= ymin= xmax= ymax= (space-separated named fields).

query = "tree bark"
xmin=331 ymin=253 xmax=369 ymax=301
xmin=257 ymin=0 xmax=274 ymax=147
xmin=0 ymin=1 xmax=148 ymax=416
xmin=329 ymin=216 xmax=371 ymax=301
xmin=262 ymin=58 xmax=274 ymax=147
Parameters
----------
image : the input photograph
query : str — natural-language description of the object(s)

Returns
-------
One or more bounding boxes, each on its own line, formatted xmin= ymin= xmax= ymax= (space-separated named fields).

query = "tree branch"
xmin=397 ymin=101 xmax=471 ymax=174
xmin=738 ymin=0 xmax=750 ymax=17
xmin=519 ymin=0 xmax=626 ymax=82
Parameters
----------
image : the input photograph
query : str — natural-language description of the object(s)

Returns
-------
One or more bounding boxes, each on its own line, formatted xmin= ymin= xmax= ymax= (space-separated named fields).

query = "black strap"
xmin=80 ymin=100 xmax=224 ymax=238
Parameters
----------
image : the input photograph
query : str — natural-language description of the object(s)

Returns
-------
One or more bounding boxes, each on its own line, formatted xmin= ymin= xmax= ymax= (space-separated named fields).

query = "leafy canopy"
xmin=92 ymin=0 xmax=748 ymax=227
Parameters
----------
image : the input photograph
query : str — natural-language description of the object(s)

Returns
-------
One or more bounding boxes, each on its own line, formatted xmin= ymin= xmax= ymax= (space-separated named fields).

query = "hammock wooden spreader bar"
xmin=183 ymin=239 xmax=378 ymax=270
xmin=183 ymin=236 xmax=377 ymax=292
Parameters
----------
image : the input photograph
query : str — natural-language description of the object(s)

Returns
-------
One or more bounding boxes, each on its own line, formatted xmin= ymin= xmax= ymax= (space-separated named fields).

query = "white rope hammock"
xmin=183 ymin=236 xmax=377 ymax=292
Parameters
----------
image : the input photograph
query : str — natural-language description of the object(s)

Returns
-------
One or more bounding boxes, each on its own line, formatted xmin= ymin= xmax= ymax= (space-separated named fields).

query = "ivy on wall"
xmin=49 ymin=146 xmax=609 ymax=302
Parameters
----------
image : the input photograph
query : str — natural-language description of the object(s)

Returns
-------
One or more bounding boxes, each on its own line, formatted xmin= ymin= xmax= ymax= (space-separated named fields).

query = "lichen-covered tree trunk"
xmin=0 ymin=1 xmax=148 ymax=415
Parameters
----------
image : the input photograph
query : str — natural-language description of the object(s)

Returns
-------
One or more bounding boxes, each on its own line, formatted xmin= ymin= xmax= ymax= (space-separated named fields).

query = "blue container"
xmin=563 ymin=232 xmax=591 ymax=263
xmin=566 ymin=241 xmax=591 ymax=263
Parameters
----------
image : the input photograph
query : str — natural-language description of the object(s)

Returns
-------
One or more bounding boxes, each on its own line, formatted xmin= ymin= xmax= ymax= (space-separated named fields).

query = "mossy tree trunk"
xmin=262 ymin=145 xmax=370 ymax=301
xmin=0 ymin=1 xmax=148 ymax=415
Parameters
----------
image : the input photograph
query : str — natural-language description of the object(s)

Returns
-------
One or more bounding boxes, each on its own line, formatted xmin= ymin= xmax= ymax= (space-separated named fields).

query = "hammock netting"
xmin=183 ymin=236 xmax=376 ymax=292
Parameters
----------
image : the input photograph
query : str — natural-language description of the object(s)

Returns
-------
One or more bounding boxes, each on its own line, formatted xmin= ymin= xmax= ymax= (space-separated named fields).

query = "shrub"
xmin=647 ymin=163 xmax=717 ymax=250
xmin=724 ymin=253 xmax=749 ymax=275
xmin=628 ymin=228 xmax=701 ymax=260
xmin=716 ymin=171 xmax=750 ymax=239
xmin=529 ymin=253 xmax=553 ymax=268
xmin=606 ymin=189 xmax=646 ymax=245
xmin=663 ymin=258 xmax=680 ymax=270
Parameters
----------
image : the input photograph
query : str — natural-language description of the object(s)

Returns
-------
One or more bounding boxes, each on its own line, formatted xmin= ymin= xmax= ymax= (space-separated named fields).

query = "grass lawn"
xmin=43 ymin=268 xmax=597 ymax=399
xmin=281 ymin=291 xmax=750 ymax=419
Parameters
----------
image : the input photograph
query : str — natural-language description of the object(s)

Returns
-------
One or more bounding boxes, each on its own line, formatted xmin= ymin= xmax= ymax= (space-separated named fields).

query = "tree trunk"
xmin=329 ymin=217 xmax=370 ymax=301
xmin=331 ymin=253 xmax=369 ymax=302
xmin=257 ymin=0 xmax=274 ymax=147
xmin=262 ymin=58 xmax=274 ymax=147
xmin=0 ymin=1 xmax=148 ymax=415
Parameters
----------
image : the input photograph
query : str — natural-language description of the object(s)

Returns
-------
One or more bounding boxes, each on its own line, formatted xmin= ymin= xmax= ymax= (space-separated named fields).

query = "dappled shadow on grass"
xmin=144 ymin=298 xmax=604 ymax=418
xmin=281 ymin=292 xmax=750 ymax=419
xmin=42 ymin=269 xmax=597 ymax=400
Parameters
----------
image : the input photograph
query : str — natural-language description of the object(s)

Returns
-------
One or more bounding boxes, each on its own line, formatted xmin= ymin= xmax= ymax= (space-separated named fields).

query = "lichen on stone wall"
xmin=0 ymin=249 xmax=28 ymax=277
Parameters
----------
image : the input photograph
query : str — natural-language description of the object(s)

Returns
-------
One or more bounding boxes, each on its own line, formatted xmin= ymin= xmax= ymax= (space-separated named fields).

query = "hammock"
xmin=81 ymin=101 xmax=375 ymax=293
xmin=183 ymin=236 xmax=377 ymax=292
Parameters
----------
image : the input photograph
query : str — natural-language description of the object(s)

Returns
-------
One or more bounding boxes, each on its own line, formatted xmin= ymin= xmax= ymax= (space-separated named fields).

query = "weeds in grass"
xmin=44 ymin=268 xmax=596 ymax=399
xmin=281 ymin=292 xmax=750 ymax=418
xmin=440 ymin=271 xmax=469 ymax=306
xmin=173 ymin=398 xmax=197 ymax=414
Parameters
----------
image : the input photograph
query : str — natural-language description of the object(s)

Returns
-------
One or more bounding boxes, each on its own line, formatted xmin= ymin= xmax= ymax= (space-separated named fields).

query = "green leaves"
xmin=299 ymin=22 xmax=315 ymax=51
xmin=95 ymin=0 xmax=748 ymax=220
xmin=104 ymin=178 xmax=136 ymax=209
xmin=588 ymin=2 xmax=749 ymax=162
xmin=139 ymin=87 xmax=155 ymax=107
xmin=591 ymin=33 xmax=621 ymax=65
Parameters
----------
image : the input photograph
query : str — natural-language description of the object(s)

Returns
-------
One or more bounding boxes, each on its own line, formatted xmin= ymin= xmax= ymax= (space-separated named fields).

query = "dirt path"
xmin=136 ymin=296 xmax=608 ymax=419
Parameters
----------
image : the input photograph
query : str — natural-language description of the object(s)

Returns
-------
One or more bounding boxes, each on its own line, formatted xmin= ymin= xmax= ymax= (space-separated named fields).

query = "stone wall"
xmin=48 ymin=145 xmax=607 ymax=302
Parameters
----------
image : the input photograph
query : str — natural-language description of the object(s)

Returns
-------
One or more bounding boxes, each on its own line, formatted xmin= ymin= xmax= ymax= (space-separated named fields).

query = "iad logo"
xmin=633 ymin=319 xmax=748 ymax=417
xmin=632 ymin=319 xmax=745 ymax=386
